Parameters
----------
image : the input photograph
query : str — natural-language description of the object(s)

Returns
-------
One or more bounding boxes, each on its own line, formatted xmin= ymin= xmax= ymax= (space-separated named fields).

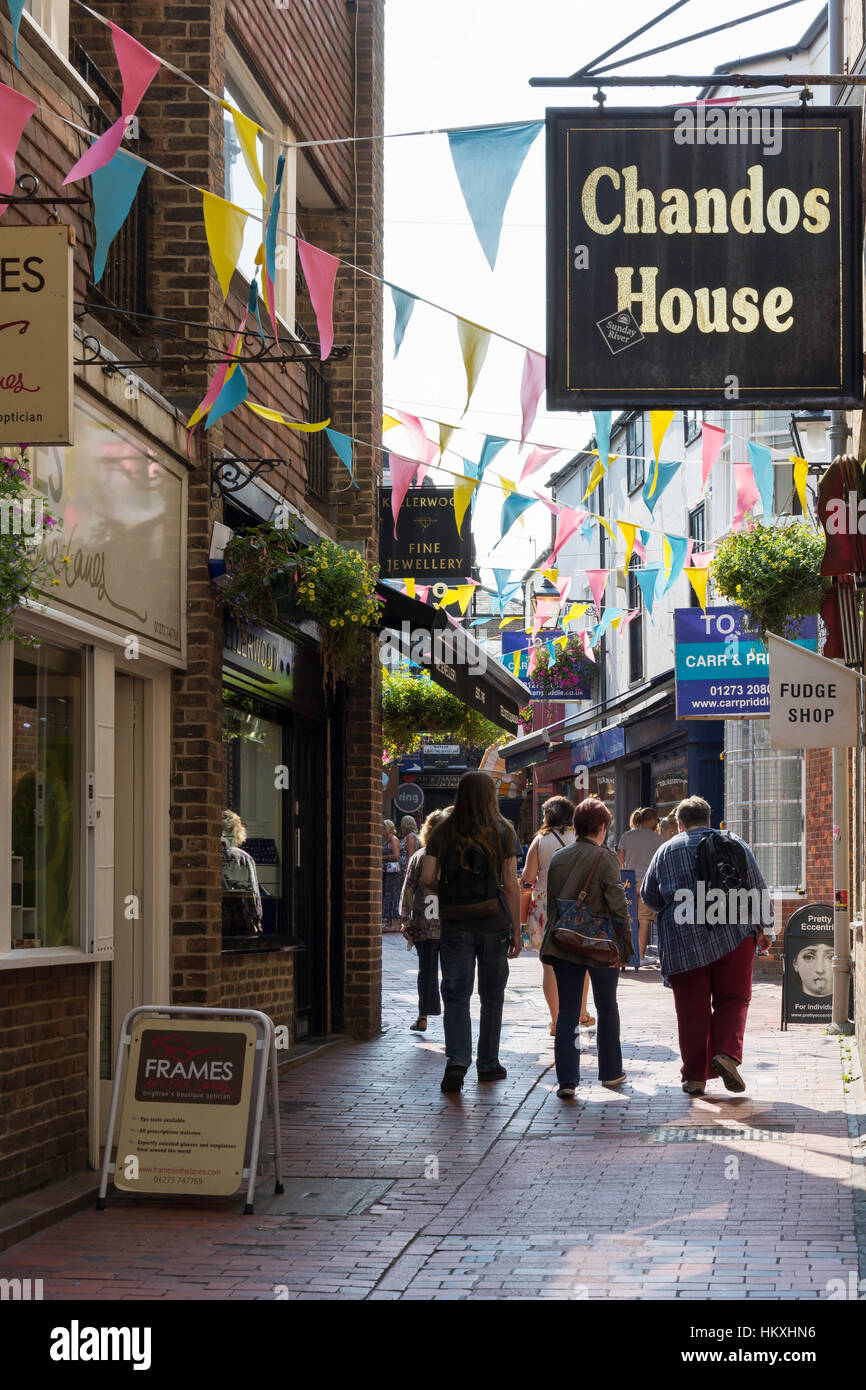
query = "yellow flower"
xmin=62 ymin=555 xmax=71 ymax=564
xmin=330 ymin=618 xmax=337 ymax=627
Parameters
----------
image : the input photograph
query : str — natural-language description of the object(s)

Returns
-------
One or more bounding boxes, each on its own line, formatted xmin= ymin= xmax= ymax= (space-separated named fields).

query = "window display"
xmin=222 ymin=692 xmax=285 ymax=934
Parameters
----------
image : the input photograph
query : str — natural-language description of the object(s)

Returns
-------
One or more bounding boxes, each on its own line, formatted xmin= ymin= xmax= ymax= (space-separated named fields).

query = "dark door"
xmin=293 ymin=717 xmax=328 ymax=1039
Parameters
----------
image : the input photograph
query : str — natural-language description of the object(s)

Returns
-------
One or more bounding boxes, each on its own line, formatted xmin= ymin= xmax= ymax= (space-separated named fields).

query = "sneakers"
xmin=602 ymin=1073 xmax=627 ymax=1089
xmin=682 ymin=1080 xmax=706 ymax=1095
xmin=476 ymin=1063 xmax=507 ymax=1082
xmin=440 ymin=1064 xmax=467 ymax=1093
xmin=557 ymin=1085 xmax=576 ymax=1100
xmin=711 ymin=1053 xmax=746 ymax=1092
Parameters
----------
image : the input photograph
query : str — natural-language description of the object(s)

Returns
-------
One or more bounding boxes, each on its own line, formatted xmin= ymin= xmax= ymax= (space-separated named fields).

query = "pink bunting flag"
xmin=519 ymin=350 xmax=546 ymax=447
xmin=633 ymin=533 xmax=647 ymax=562
xmin=530 ymin=614 xmax=545 ymax=640
xmin=585 ymin=569 xmax=608 ymax=616
xmin=732 ymin=461 xmax=760 ymax=531
xmin=298 ymin=240 xmax=339 ymax=360
xmin=415 ymin=585 xmax=431 ymax=605
xmin=186 ymin=305 xmax=248 ymax=432
xmin=414 ymin=437 xmax=440 ymax=488
xmin=0 ymin=84 xmax=36 ymax=219
xmin=520 ymin=445 xmax=560 ymax=484
xmin=392 ymin=411 xmax=428 ymax=460
xmin=64 ymin=24 xmax=160 ymax=183
xmin=700 ymin=421 xmax=726 ymax=491
xmin=580 ymin=629 xmax=596 ymax=663
xmin=389 ymin=454 xmax=419 ymax=536
xmin=685 ymin=539 xmax=695 ymax=567
xmin=619 ymin=609 xmax=639 ymax=630
xmin=528 ymin=646 xmax=538 ymax=676
xmin=533 ymin=491 xmax=562 ymax=515
xmin=690 ymin=549 xmax=715 ymax=567
xmin=550 ymin=507 xmax=587 ymax=563
xmin=555 ymin=575 xmax=572 ymax=605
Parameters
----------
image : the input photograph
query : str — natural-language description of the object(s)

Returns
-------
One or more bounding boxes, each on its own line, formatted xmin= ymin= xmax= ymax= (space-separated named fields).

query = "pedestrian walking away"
xmin=541 ymin=797 xmax=633 ymax=1099
xmin=421 ymin=771 xmax=522 ymax=1093
xmin=521 ymin=796 xmax=595 ymax=1034
xmin=639 ymin=795 xmax=776 ymax=1095
xmin=382 ymin=819 xmax=403 ymax=933
xmin=618 ymin=806 xmax=661 ymax=966
xmin=399 ymin=807 xmax=451 ymax=1031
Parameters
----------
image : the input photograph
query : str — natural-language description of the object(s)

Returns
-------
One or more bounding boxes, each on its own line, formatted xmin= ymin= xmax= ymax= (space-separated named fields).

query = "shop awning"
xmin=376 ymin=583 xmax=530 ymax=737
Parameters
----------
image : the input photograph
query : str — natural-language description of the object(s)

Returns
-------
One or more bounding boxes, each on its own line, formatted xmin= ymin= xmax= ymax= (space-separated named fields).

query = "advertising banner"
xmin=546 ymin=107 xmax=862 ymax=409
xmin=781 ymin=903 xmax=834 ymax=1027
xmin=0 ymin=223 xmax=74 ymax=444
xmin=675 ymin=607 xmax=817 ymax=719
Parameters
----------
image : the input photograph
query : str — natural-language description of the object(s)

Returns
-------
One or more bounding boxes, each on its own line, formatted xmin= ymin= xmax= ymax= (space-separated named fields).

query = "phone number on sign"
xmin=707 ymin=684 xmax=767 ymax=697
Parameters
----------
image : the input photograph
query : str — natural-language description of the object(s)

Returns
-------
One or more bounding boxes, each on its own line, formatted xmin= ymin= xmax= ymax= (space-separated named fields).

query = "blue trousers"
xmin=439 ymin=928 xmax=510 ymax=1069
xmin=551 ymin=958 xmax=622 ymax=1086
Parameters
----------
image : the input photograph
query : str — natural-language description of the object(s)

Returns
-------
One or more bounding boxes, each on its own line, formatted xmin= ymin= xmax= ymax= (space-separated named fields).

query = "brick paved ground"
xmin=1 ymin=938 xmax=862 ymax=1300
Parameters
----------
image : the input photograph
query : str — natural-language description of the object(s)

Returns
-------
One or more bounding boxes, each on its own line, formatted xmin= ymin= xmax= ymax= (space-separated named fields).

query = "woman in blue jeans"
xmin=540 ymin=797 xmax=632 ymax=1099
xmin=422 ymin=772 xmax=522 ymax=1094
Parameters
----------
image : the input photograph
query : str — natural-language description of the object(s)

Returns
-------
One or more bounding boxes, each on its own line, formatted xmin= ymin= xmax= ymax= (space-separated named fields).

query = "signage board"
xmin=501 ymin=630 xmax=588 ymax=699
xmin=675 ymin=607 xmax=817 ymax=719
xmin=768 ymin=633 xmax=859 ymax=748
xmin=0 ymin=223 xmax=74 ymax=445
xmin=546 ymin=107 xmax=863 ymax=409
xmin=416 ymin=773 xmax=462 ymax=790
xmin=422 ymin=743 xmax=461 ymax=765
xmin=379 ymin=481 xmax=473 ymax=580
xmin=394 ymin=782 xmax=425 ymax=817
xmin=570 ymin=727 xmax=626 ymax=767
xmin=781 ymin=903 xmax=834 ymax=1027
xmin=113 ymin=1017 xmax=258 ymax=1196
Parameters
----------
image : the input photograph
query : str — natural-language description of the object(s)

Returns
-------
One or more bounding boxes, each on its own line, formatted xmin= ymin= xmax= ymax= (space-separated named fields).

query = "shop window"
xmin=724 ymin=720 xmax=804 ymax=892
xmin=626 ymin=416 xmax=645 ymax=494
xmin=10 ymin=640 xmax=82 ymax=949
xmin=222 ymin=692 xmax=285 ymax=936
xmin=652 ymin=766 xmax=689 ymax=822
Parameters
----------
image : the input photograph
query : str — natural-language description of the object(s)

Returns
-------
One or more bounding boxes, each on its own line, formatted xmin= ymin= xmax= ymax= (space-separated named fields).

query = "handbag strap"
xmin=576 ymin=846 xmax=604 ymax=902
xmin=550 ymin=830 xmax=565 ymax=848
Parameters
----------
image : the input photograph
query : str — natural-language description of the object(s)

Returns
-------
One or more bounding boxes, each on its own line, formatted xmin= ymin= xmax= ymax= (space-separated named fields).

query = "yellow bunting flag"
xmin=500 ymin=476 xmax=516 ymax=495
xmin=611 ymin=615 xmax=623 ymax=631
xmin=791 ymin=454 xmax=809 ymax=517
xmin=439 ymin=421 xmax=455 ymax=462
xmin=457 ymin=318 xmax=491 ymax=415
xmin=202 ymin=190 xmax=249 ymax=300
xmin=593 ymin=513 xmax=617 ymax=546
xmin=221 ymin=102 xmax=268 ymax=201
xmin=383 ymin=413 xmax=401 ymax=432
xmin=583 ymin=457 xmax=606 ymax=500
xmin=453 ymin=584 xmax=475 ymax=615
xmin=663 ymin=535 xmax=672 ymax=580
xmin=436 ymin=588 xmax=459 ymax=609
xmin=554 ymin=635 xmax=567 ymax=650
xmin=512 ymin=651 xmax=521 ymax=678
xmin=563 ymin=603 xmax=589 ymax=626
xmin=453 ymin=475 xmax=480 ymax=535
xmin=617 ymin=520 xmax=637 ymax=571
xmin=686 ymin=568 xmax=709 ymax=610
xmin=541 ymin=568 xmax=558 ymax=584
xmin=404 ymin=578 xmax=416 ymax=600
xmin=499 ymin=616 xmax=522 ymax=629
xmin=246 ymin=401 xmax=330 ymax=431
xmin=648 ymin=409 xmax=675 ymax=499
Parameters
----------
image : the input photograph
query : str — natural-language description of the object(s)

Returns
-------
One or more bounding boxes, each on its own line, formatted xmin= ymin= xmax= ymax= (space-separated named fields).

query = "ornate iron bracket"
xmin=211 ymin=454 xmax=285 ymax=501
xmin=0 ymin=173 xmax=89 ymax=211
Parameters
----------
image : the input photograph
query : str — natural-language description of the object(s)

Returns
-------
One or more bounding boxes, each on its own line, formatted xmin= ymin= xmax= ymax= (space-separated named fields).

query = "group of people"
xmin=391 ymin=771 xmax=774 ymax=1099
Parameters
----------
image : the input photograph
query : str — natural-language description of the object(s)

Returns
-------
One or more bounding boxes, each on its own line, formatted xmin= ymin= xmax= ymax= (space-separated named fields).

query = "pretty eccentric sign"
xmin=546 ymin=107 xmax=862 ymax=409
xmin=0 ymin=224 xmax=74 ymax=444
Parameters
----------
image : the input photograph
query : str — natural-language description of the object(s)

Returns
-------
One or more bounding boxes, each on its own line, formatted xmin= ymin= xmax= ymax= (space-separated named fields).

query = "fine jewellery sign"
xmin=546 ymin=107 xmax=862 ymax=409
xmin=379 ymin=481 xmax=473 ymax=580
xmin=0 ymin=223 xmax=74 ymax=445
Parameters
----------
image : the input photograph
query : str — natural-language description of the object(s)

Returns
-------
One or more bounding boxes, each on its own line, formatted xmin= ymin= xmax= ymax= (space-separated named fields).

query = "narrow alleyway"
xmin=1 ymin=939 xmax=863 ymax=1301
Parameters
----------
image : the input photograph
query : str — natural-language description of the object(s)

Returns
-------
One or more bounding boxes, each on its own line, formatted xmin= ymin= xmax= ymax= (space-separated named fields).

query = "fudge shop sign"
xmin=0 ymin=224 xmax=74 ymax=445
xmin=546 ymin=108 xmax=862 ymax=409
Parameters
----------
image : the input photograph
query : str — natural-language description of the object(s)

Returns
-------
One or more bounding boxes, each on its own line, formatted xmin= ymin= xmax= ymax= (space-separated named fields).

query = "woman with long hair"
xmin=399 ymin=807 xmax=450 ymax=1032
xmin=541 ymin=797 xmax=632 ymax=1099
xmin=421 ymin=772 xmax=522 ymax=1093
xmin=382 ymin=819 xmax=402 ymax=932
xmin=521 ymin=796 xmax=593 ymax=1034
xmin=398 ymin=815 xmax=419 ymax=873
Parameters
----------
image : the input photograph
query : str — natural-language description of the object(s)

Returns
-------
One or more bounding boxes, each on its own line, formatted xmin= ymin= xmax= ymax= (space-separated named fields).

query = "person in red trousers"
xmin=639 ymin=796 xmax=775 ymax=1096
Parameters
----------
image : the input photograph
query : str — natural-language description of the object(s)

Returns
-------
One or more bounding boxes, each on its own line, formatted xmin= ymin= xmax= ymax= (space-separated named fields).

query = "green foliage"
xmin=710 ymin=521 xmax=828 ymax=641
xmin=381 ymin=667 xmax=503 ymax=762
xmin=531 ymin=635 xmax=596 ymax=695
xmin=0 ymin=456 xmax=60 ymax=646
xmin=220 ymin=522 xmax=383 ymax=691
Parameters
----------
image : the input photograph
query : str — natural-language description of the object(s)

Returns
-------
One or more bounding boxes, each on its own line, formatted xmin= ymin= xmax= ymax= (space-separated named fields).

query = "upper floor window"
xmin=626 ymin=415 xmax=645 ymax=494
xmin=626 ymin=558 xmax=644 ymax=683
xmin=25 ymin=0 xmax=69 ymax=55
xmin=683 ymin=409 xmax=701 ymax=443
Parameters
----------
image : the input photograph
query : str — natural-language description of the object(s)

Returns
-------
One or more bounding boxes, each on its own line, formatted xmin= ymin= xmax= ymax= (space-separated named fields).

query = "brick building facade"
xmin=0 ymin=0 xmax=384 ymax=1203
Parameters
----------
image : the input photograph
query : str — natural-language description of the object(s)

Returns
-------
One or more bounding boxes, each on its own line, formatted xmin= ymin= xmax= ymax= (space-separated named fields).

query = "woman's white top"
xmin=530 ymin=827 xmax=576 ymax=894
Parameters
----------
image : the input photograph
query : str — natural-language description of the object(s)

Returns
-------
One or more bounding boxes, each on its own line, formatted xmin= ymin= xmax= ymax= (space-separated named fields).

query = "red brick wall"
xmin=219 ymin=953 xmax=294 ymax=1044
xmin=0 ymin=967 xmax=90 ymax=1202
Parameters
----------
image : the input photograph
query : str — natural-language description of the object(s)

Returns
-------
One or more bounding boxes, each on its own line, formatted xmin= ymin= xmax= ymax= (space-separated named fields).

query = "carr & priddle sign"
xmin=546 ymin=107 xmax=862 ymax=409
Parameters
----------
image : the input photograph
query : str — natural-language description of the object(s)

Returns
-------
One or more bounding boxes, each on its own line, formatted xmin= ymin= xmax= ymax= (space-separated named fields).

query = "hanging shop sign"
xmin=546 ymin=107 xmax=862 ymax=409
xmin=422 ymin=743 xmax=461 ymax=766
xmin=674 ymin=607 xmax=817 ymax=719
xmin=768 ymin=633 xmax=860 ymax=748
xmin=0 ymin=224 xmax=74 ymax=445
xmin=501 ymin=630 xmax=588 ymax=699
xmin=379 ymin=482 xmax=473 ymax=580
xmin=781 ymin=903 xmax=834 ymax=1028
xmin=394 ymin=782 xmax=425 ymax=817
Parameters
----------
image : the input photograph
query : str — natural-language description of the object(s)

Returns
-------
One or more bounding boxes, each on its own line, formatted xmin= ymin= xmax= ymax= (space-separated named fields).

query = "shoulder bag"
xmin=552 ymin=846 xmax=624 ymax=966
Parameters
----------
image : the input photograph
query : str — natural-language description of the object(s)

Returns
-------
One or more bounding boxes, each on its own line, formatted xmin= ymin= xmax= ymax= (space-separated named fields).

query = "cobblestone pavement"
xmin=1 ymin=938 xmax=863 ymax=1300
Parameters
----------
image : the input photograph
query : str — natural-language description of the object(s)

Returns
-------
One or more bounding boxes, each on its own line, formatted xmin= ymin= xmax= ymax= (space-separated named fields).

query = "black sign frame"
xmin=546 ymin=106 xmax=863 ymax=410
xmin=379 ymin=480 xmax=474 ymax=581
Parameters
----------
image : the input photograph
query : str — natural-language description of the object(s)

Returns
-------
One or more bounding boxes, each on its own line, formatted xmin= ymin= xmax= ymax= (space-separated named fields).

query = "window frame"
xmin=626 ymin=557 xmax=644 ymax=684
xmin=683 ymin=409 xmax=701 ymax=444
xmin=626 ymin=415 xmax=646 ymax=494
xmin=723 ymin=720 xmax=806 ymax=893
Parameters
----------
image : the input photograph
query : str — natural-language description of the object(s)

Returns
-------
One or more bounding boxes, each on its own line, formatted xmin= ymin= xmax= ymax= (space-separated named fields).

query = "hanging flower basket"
xmin=0 ymin=456 xmax=60 ymax=646
xmin=381 ymin=667 xmax=504 ymax=762
xmin=529 ymin=636 xmax=597 ymax=698
xmin=220 ymin=522 xmax=383 ymax=692
xmin=710 ymin=520 xmax=828 ymax=641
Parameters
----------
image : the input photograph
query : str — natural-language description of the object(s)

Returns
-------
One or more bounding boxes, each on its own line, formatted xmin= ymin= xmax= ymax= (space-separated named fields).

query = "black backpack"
xmin=438 ymin=844 xmax=501 ymax=919
xmin=696 ymin=830 xmax=749 ymax=898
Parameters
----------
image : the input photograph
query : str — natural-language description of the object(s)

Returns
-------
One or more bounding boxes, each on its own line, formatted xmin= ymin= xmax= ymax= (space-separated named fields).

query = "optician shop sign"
xmin=0 ymin=224 xmax=74 ymax=445
xmin=546 ymin=108 xmax=862 ymax=408
xmin=675 ymin=607 xmax=817 ymax=719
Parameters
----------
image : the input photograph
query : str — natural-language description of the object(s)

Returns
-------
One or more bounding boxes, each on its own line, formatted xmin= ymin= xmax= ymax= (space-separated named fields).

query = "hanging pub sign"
xmin=0 ymin=224 xmax=74 ymax=445
xmin=546 ymin=107 xmax=862 ymax=409
xmin=379 ymin=480 xmax=473 ymax=580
